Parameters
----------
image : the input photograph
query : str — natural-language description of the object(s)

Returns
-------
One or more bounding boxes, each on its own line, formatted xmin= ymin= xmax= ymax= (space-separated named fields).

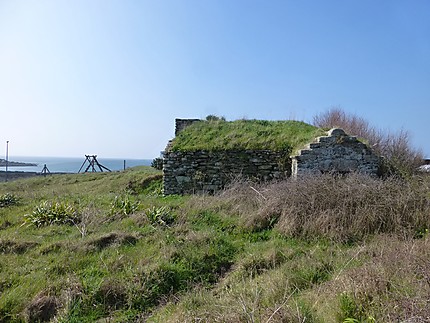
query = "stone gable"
xmin=292 ymin=128 xmax=381 ymax=176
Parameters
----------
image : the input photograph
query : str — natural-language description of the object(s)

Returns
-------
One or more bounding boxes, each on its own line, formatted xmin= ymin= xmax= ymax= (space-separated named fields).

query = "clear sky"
xmin=1 ymin=0 xmax=429 ymax=159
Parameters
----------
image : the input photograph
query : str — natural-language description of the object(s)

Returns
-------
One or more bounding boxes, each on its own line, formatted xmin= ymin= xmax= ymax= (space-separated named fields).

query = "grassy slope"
xmin=0 ymin=168 xmax=429 ymax=322
xmin=169 ymin=119 xmax=326 ymax=153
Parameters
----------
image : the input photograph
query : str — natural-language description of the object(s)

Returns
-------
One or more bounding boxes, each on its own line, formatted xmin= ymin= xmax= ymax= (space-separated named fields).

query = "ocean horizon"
xmin=2 ymin=156 xmax=153 ymax=173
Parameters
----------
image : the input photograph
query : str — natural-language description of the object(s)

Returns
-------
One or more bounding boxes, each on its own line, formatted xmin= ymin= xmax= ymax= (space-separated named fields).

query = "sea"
xmin=3 ymin=156 xmax=152 ymax=173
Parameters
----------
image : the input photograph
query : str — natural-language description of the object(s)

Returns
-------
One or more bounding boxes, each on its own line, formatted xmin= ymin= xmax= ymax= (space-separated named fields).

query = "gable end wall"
xmin=292 ymin=128 xmax=381 ymax=176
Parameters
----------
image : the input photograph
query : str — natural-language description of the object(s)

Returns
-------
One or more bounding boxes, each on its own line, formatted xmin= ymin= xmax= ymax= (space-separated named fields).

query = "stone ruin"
xmin=162 ymin=119 xmax=381 ymax=195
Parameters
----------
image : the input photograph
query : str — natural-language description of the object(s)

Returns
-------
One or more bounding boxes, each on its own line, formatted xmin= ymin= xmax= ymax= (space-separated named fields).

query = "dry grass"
xmin=304 ymin=235 xmax=430 ymax=322
xmin=216 ymin=173 xmax=430 ymax=243
xmin=162 ymin=174 xmax=430 ymax=321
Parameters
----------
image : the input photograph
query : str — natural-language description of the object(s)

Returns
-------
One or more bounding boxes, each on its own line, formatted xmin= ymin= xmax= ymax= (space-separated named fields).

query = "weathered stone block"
xmin=176 ymin=176 xmax=191 ymax=183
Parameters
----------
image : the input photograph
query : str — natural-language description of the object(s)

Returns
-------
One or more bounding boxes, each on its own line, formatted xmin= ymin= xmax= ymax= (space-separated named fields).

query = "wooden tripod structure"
xmin=41 ymin=164 xmax=51 ymax=176
xmin=78 ymin=155 xmax=111 ymax=173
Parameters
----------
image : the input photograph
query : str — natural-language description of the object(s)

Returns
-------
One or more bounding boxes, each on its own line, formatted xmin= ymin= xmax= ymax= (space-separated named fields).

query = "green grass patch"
xmin=169 ymin=119 xmax=325 ymax=153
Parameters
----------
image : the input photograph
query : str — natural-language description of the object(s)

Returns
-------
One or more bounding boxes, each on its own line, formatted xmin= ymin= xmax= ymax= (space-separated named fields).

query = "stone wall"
xmin=163 ymin=150 xmax=291 ymax=195
xmin=175 ymin=119 xmax=201 ymax=136
xmin=292 ymin=128 xmax=381 ymax=176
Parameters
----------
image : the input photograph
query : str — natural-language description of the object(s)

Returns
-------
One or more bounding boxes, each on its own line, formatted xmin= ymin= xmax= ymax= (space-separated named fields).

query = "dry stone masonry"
xmin=163 ymin=119 xmax=381 ymax=195
xmin=163 ymin=150 xmax=291 ymax=195
xmin=175 ymin=118 xmax=201 ymax=136
xmin=292 ymin=128 xmax=381 ymax=176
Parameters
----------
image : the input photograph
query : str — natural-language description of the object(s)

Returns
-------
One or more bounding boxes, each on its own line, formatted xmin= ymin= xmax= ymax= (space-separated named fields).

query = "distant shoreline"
xmin=0 ymin=159 xmax=37 ymax=167
xmin=2 ymin=156 xmax=152 ymax=174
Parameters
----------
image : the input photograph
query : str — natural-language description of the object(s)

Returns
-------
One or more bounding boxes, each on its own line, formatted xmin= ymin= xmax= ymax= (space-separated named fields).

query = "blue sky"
xmin=1 ymin=0 xmax=429 ymax=159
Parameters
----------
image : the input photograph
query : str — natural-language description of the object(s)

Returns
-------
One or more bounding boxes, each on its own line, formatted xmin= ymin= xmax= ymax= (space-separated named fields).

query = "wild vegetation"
xmin=0 ymin=165 xmax=429 ymax=322
xmin=169 ymin=119 xmax=326 ymax=153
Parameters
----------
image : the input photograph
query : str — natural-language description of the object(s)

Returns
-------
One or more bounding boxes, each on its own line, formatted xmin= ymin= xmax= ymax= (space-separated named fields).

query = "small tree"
xmin=313 ymin=107 xmax=423 ymax=176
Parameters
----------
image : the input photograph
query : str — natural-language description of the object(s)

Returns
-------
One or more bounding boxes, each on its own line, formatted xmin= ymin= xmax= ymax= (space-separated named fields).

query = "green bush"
xmin=24 ymin=201 xmax=80 ymax=227
xmin=0 ymin=193 xmax=19 ymax=207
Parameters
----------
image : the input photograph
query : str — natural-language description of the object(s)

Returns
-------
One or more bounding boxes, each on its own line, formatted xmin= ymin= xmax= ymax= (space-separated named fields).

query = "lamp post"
xmin=5 ymin=141 xmax=9 ymax=182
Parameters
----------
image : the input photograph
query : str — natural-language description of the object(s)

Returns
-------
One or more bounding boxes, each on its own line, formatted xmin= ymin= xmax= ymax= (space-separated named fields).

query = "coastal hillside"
xmin=1 ymin=166 xmax=430 ymax=322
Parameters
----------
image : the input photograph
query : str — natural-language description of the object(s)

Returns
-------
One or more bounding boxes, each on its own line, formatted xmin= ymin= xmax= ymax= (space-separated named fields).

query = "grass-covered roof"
xmin=169 ymin=119 xmax=326 ymax=153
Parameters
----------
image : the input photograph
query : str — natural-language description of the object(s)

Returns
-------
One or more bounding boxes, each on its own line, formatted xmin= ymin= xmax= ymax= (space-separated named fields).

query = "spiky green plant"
xmin=110 ymin=195 xmax=139 ymax=216
xmin=0 ymin=193 xmax=19 ymax=207
xmin=24 ymin=200 xmax=80 ymax=227
xmin=144 ymin=206 xmax=175 ymax=226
